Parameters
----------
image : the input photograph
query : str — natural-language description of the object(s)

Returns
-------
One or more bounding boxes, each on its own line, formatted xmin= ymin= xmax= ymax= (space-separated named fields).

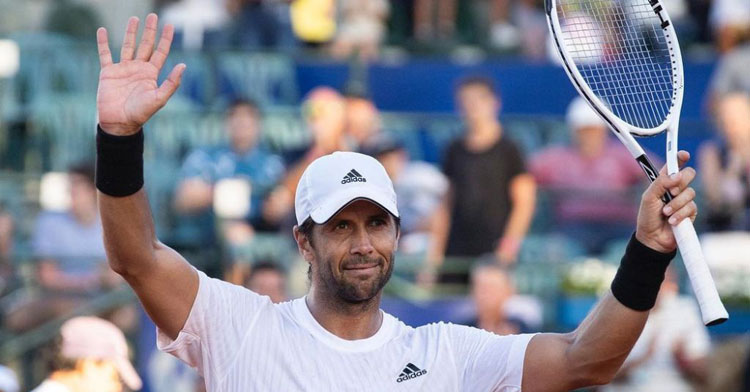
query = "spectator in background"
xmin=698 ymin=92 xmax=750 ymax=231
xmin=5 ymin=163 xmax=128 ymax=332
xmin=361 ymin=136 xmax=448 ymax=255
xmin=468 ymin=262 xmax=542 ymax=335
xmin=331 ymin=0 xmax=390 ymax=61
xmin=290 ymin=0 xmax=337 ymax=47
xmin=0 ymin=206 xmax=13 ymax=296
xmin=243 ymin=261 xmax=287 ymax=303
xmin=173 ymin=99 xmax=285 ymax=281
xmin=602 ymin=268 xmax=710 ymax=392
xmin=264 ymin=87 xmax=349 ymax=227
xmin=707 ymin=42 xmax=750 ymax=107
xmin=709 ymin=0 xmax=750 ymax=53
xmin=161 ymin=0 xmax=229 ymax=49
xmin=224 ymin=0 xmax=296 ymax=50
xmin=344 ymin=93 xmax=381 ymax=150
xmin=0 ymin=365 xmax=18 ymax=392
xmin=422 ymin=76 xmax=536 ymax=286
xmin=45 ymin=0 xmax=101 ymax=39
xmin=414 ymin=0 xmax=456 ymax=42
xmin=489 ymin=0 xmax=547 ymax=58
xmin=531 ymin=97 xmax=644 ymax=254
xmin=31 ymin=316 xmax=142 ymax=392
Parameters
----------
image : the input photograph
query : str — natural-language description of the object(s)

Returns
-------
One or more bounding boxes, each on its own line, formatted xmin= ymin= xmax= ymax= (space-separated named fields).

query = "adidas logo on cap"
xmin=396 ymin=363 xmax=427 ymax=383
xmin=341 ymin=169 xmax=367 ymax=184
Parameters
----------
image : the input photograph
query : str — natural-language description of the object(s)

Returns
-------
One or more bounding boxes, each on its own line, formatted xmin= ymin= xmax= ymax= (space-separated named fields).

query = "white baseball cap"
xmin=566 ymin=96 xmax=607 ymax=131
xmin=60 ymin=316 xmax=142 ymax=390
xmin=295 ymin=151 xmax=399 ymax=225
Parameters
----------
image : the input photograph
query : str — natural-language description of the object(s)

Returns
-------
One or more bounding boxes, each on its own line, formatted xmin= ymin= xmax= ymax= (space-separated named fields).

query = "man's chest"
xmin=215 ymin=335 xmax=460 ymax=391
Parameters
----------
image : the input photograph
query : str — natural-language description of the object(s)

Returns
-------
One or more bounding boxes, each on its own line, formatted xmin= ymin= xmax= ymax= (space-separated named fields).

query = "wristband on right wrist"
xmin=96 ymin=125 xmax=145 ymax=197
xmin=610 ymin=233 xmax=676 ymax=311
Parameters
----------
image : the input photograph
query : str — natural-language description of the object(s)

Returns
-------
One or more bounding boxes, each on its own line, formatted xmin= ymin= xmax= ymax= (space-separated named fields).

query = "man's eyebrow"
xmin=369 ymin=212 xmax=390 ymax=221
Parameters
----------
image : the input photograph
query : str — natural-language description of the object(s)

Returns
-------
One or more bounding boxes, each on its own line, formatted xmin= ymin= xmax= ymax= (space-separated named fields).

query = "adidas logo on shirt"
xmin=341 ymin=169 xmax=367 ymax=184
xmin=396 ymin=363 xmax=427 ymax=383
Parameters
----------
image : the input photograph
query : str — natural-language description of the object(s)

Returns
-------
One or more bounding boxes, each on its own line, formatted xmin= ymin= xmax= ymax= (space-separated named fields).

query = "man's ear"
xmin=393 ymin=219 xmax=401 ymax=252
xmin=293 ymin=225 xmax=314 ymax=262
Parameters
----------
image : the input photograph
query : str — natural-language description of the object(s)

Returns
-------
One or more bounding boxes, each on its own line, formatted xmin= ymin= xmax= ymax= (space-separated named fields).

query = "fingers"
xmin=668 ymin=166 xmax=696 ymax=197
xmin=664 ymin=198 xmax=698 ymax=225
xmin=658 ymin=150 xmax=691 ymax=176
xmin=135 ymin=13 xmax=159 ymax=61
xmin=149 ymin=23 xmax=174 ymax=71
xmin=677 ymin=150 xmax=690 ymax=168
xmin=120 ymin=16 xmax=139 ymax=62
xmin=156 ymin=63 xmax=186 ymax=104
xmin=96 ymin=27 xmax=113 ymax=68
xmin=662 ymin=186 xmax=696 ymax=223
xmin=645 ymin=169 xmax=683 ymax=201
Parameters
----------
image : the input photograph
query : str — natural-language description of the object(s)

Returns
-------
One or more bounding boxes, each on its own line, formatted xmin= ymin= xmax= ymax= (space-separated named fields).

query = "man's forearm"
xmin=565 ymin=292 xmax=649 ymax=384
xmin=566 ymin=236 xmax=675 ymax=385
xmin=99 ymin=189 xmax=158 ymax=277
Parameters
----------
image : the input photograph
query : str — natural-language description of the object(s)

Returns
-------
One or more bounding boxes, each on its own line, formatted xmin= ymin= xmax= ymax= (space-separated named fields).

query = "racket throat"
xmin=636 ymin=154 xmax=673 ymax=203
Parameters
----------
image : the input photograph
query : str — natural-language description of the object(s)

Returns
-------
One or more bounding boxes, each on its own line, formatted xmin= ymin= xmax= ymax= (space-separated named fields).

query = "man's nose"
xmin=350 ymin=226 xmax=375 ymax=255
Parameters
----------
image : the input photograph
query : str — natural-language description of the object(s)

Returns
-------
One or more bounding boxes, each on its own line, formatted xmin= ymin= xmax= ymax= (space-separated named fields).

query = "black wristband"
xmin=96 ymin=125 xmax=144 ymax=197
xmin=610 ymin=233 xmax=676 ymax=311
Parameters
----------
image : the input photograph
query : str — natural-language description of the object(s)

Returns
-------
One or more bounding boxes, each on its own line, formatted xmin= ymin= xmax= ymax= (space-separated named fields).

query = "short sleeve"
xmin=504 ymin=140 xmax=527 ymax=179
xmin=442 ymin=141 xmax=459 ymax=180
xmin=447 ymin=324 xmax=535 ymax=391
xmin=156 ymin=270 xmax=275 ymax=385
xmin=179 ymin=149 xmax=216 ymax=183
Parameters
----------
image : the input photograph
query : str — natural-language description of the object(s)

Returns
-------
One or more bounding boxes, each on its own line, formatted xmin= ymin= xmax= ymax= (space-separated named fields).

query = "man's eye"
xmin=336 ymin=222 xmax=349 ymax=230
xmin=371 ymin=219 xmax=385 ymax=227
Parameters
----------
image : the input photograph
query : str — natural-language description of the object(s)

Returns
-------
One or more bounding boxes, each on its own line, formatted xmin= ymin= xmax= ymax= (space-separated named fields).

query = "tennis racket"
xmin=546 ymin=0 xmax=728 ymax=325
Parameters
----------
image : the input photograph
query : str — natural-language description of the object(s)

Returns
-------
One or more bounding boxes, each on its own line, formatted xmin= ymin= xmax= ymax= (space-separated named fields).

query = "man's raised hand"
xmin=636 ymin=150 xmax=698 ymax=253
xmin=96 ymin=14 xmax=185 ymax=136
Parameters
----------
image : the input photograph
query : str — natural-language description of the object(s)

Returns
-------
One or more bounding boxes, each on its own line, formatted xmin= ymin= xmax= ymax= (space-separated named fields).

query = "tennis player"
xmin=95 ymin=14 xmax=699 ymax=391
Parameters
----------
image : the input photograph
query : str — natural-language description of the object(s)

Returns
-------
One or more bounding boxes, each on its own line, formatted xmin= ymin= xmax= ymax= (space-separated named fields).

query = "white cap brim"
xmin=308 ymin=184 xmax=399 ymax=224
xmin=115 ymin=356 xmax=143 ymax=391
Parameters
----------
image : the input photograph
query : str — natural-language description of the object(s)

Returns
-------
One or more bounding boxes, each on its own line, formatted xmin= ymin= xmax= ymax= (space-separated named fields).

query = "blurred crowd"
xmin=0 ymin=0 xmax=748 ymax=391
xmin=1 ymin=0 xmax=749 ymax=60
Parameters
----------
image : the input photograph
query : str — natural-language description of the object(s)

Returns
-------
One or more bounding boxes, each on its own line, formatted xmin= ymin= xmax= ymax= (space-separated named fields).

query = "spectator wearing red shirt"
xmin=531 ymin=97 xmax=646 ymax=254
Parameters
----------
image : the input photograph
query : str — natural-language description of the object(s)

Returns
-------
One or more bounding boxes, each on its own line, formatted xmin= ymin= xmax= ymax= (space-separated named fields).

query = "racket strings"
xmin=558 ymin=0 xmax=674 ymax=130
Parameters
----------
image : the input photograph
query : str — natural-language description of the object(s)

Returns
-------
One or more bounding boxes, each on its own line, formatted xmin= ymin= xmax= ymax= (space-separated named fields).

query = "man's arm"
xmin=96 ymin=14 xmax=196 ymax=340
xmin=522 ymin=151 xmax=698 ymax=391
xmin=417 ymin=186 xmax=452 ymax=288
xmin=496 ymin=173 xmax=536 ymax=264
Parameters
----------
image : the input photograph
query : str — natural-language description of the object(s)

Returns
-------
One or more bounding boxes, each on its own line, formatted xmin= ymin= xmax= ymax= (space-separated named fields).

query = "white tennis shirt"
xmin=157 ymin=271 xmax=534 ymax=391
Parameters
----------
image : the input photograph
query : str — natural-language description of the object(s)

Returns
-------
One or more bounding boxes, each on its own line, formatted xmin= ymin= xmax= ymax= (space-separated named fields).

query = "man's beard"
xmin=317 ymin=253 xmax=395 ymax=304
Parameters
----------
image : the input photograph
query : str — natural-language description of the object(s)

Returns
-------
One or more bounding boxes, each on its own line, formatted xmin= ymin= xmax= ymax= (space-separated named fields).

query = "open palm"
xmin=96 ymin=14 xmax=185 ymax=136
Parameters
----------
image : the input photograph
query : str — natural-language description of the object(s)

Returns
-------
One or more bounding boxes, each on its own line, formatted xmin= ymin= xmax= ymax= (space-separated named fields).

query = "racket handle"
xmin=672 ymin=219 xmax=728 ymax=326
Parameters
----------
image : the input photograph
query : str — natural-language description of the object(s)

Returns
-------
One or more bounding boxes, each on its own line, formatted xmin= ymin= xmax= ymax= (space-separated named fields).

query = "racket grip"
xmin=672 ymin=219 xmax=728 ymax=326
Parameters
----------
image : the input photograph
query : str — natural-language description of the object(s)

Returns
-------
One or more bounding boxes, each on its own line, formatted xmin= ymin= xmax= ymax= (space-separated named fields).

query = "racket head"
xmin=546 ymin=0 xmax=684 ymax=137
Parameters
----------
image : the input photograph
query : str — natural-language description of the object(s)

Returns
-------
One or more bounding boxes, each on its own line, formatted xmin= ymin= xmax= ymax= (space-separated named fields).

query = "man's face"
xmin=227 ymin=105 xmax=260 ymax=153
xmin=457 ymin=84 xmax=499 ymax=124
xmin=301 ymin=200 xmax=398 ymax=303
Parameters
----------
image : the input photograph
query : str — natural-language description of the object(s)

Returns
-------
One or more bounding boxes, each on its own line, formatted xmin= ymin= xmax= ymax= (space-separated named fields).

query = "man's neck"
xmin=465 ymin=121 xmax=501 ymax=152
xmin=306 ymin=289 xmax=383 ymax=340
